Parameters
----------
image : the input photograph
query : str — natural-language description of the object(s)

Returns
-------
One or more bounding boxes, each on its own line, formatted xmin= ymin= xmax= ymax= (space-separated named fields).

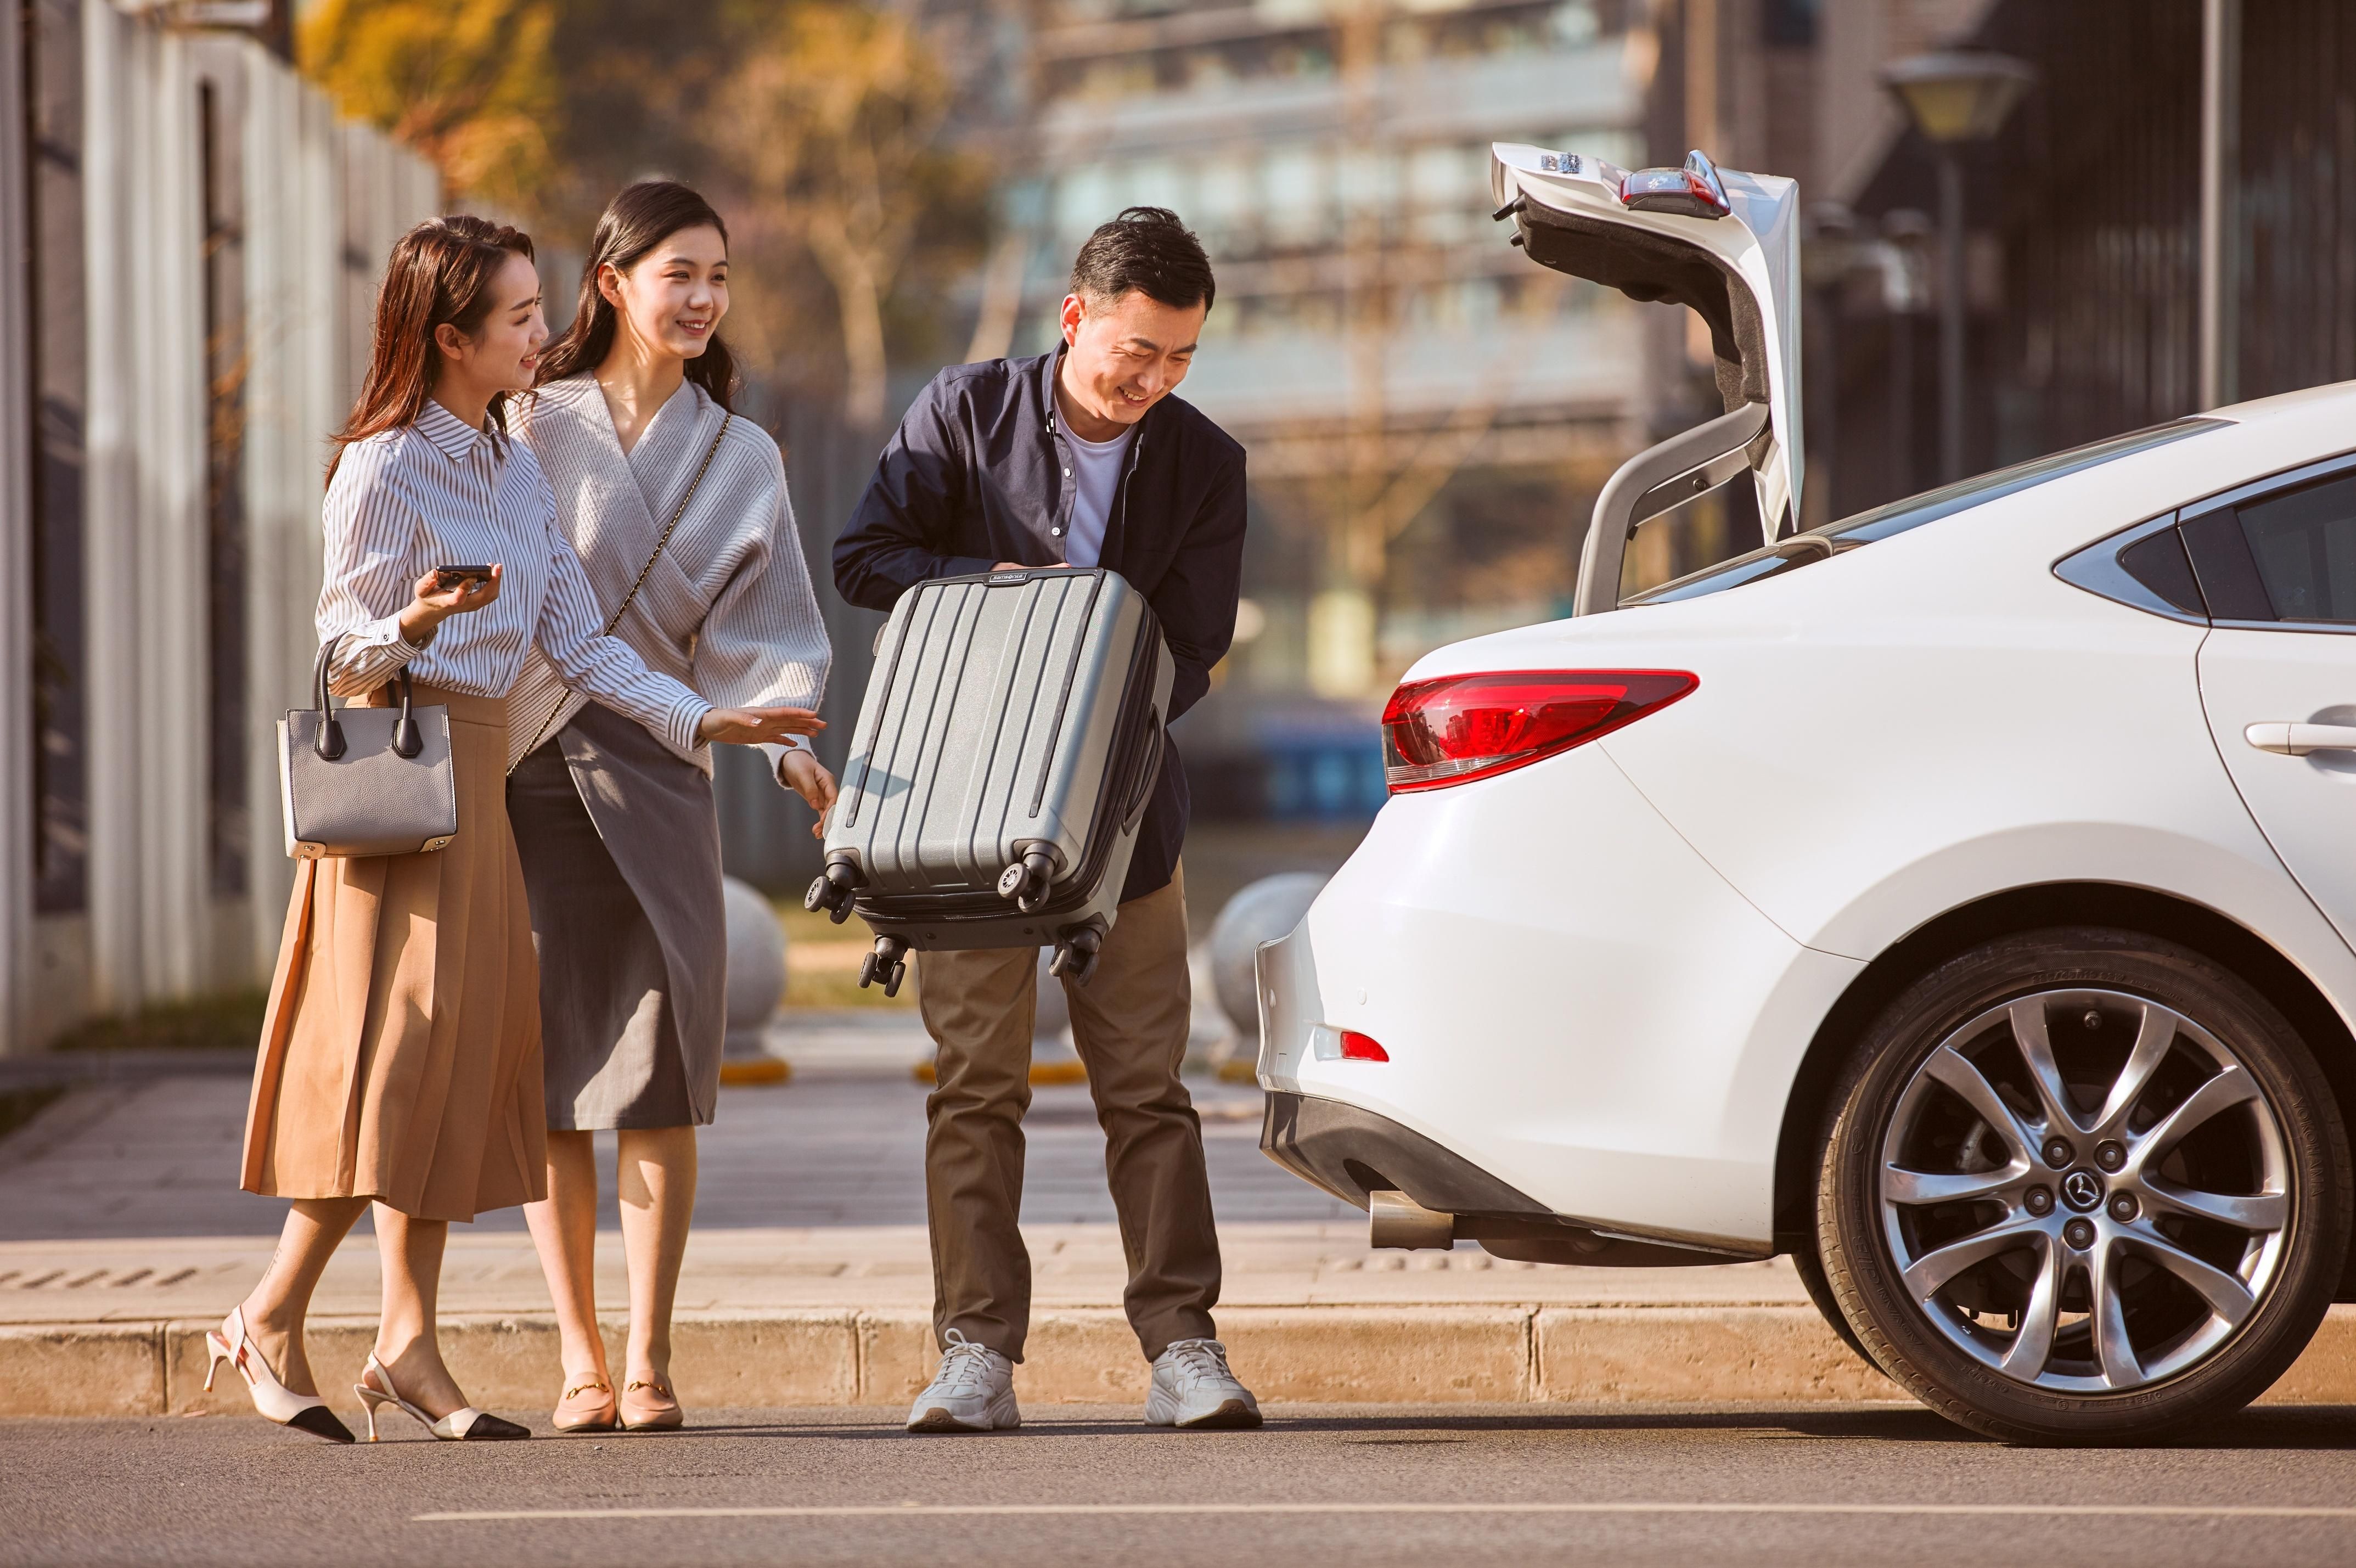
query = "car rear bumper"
xmin=1253 ymin=744 xmax=1863 ymax=1251
xmin=1260 ymin=1090 xmax=1772 ymax=1264
xmin=1258 ymin=1090 xmax=1553 ymax=1216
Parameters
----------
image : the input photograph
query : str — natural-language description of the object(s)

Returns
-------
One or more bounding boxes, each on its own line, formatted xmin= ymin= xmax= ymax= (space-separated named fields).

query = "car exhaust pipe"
xmin=1368 ymin=1189 xmax=1456 ymax=1251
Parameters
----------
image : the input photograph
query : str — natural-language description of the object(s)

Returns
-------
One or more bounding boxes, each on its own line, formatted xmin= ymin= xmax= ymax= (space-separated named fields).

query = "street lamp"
xmin=1879 ymin=49 xmax=2036 ymax=483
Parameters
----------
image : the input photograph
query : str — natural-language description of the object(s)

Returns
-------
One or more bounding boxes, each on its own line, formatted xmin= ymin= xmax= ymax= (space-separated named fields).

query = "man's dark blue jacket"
xmin=833 ymin=348 xmax=1247 ymax=903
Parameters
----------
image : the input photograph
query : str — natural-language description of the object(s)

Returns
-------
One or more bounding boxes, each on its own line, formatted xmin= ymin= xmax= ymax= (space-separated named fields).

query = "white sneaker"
xmin=1145 ymin=1338 xmax=1262 ymax=1429
xmin=906 ymin=1328 xmax=1020 ymax=1433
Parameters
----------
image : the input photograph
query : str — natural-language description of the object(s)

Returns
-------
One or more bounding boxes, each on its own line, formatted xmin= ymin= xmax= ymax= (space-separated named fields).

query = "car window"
xmin=2235 ymin=473 xmax=2356 ymax=623
xmin=1627 ymin=417 xmax=2228 ymax=608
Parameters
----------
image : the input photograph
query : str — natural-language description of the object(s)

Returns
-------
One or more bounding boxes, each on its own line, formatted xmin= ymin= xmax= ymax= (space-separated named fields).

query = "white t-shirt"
xmin=1061 ymin=423 xmax=1135 ymax=568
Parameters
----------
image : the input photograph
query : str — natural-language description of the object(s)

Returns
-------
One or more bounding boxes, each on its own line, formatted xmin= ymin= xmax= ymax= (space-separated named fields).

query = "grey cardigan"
xmin=510 ymin=374 xmax=831 ymax=779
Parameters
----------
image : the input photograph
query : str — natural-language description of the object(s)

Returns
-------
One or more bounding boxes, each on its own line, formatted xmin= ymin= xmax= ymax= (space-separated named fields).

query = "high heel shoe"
xmin=620 ymin=1376 xmax=684 ymax=1431
xmin=353 ymin=1353 xmax=530 ymax=1442
xmin=204 ymin=1306 xmax=355 ymax=1443
xmin=552 ymin=1376 xmax=617 ymax=1433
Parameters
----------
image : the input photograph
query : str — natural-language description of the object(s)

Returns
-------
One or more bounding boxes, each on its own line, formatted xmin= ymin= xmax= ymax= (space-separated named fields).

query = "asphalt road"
xmin=10 ymin=1403 xmax=2356 ymax=1567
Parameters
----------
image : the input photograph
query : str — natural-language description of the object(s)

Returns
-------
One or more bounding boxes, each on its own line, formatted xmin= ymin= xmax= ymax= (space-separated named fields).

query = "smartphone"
xmin=434 ymin=564 xmax=494 ymax=591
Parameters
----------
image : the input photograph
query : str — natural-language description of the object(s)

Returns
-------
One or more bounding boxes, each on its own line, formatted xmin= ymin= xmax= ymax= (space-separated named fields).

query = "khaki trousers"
xmin=916 ymin=867 xmax=1220 ymax=1362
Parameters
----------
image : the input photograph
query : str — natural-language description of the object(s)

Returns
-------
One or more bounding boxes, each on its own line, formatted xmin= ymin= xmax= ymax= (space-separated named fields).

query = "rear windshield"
xmin=1626 ymin=417 xmax=2229 ymax=607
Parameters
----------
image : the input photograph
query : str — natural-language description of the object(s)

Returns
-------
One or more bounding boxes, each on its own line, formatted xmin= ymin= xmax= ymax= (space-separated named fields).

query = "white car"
xmin=1256 ymin=144 xmax=2356 ymax=1443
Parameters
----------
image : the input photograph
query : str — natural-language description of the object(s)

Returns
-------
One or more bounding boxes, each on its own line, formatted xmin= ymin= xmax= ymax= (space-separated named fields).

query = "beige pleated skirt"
xmin=241 ymin=683 xmax=546 ymax=1222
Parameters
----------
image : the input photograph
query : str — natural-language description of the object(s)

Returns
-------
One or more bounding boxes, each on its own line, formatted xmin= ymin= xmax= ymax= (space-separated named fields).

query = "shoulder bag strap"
xmin=511 ymin=412 xmax=733 ymax=766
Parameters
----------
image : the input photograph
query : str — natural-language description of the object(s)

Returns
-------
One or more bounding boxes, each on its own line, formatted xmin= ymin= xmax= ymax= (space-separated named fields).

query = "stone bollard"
xmin=721 ymin=875 xmax=789 ymax=1084
xmin=1207 ymin=872 xmax=1329 ymax=1059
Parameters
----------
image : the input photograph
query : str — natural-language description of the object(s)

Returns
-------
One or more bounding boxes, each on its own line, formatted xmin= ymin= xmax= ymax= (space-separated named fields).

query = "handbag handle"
xmin=312 ymin=636 xmax=421 ymax=761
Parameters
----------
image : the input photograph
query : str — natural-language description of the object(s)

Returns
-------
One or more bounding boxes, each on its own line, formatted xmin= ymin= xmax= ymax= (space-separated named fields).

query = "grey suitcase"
xmin=806 ymin=566 xmax=1174 ymax=993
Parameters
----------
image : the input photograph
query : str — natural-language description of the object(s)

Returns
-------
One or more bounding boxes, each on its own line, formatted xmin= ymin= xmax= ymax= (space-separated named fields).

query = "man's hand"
xmin=698 ymin=706 xmax=826 ymax=746
xmin=780 ymin=750 xmax=839 ymax=839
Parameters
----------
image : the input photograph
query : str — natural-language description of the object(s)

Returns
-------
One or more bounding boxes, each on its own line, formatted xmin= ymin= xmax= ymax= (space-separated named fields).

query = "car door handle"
xmin=2245 ymin=722 xmax=2356 ymax=756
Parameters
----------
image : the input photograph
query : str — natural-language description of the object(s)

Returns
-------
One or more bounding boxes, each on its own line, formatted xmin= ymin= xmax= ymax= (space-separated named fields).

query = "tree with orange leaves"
xmin=297 ymin=0 xmax=985 ymax=427
xmin=712 ymin=2 xmax=975 ymax=432
xmin=299 ymin=0 xmax=561 ymax=222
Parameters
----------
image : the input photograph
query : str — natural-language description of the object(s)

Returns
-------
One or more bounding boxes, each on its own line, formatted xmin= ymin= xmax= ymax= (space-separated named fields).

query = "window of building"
xmin=1762 ymin=0 xmax=1819 ymax=48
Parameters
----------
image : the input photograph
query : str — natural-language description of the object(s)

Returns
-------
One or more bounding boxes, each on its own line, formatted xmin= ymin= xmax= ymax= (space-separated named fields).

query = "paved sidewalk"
xmin=0 ymin=1054 xmax=1352 ymax=1242
xmin=9 ymin=1024 xmax=2356 ymax=1418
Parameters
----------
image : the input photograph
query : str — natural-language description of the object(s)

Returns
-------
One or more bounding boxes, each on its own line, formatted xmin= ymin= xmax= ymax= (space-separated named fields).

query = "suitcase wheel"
xmin=861 ymin=936 xmax=910 ymax=993
xmin=806 ymin=862 xmax=861 ymax=923
xmin=1049 ymin=930 xmax=1103 ymax=987
xmin=998 ymin=849 xmax=1058 ymax=914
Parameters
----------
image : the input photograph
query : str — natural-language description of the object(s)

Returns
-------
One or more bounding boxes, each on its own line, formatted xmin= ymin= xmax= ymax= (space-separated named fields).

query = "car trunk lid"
xmin=1489 ymin=144 xmax=1803 ymax=612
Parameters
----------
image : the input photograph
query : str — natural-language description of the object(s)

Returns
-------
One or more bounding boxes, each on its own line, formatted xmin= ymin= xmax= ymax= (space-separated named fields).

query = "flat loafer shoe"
xmin=553 ymin=1379 xmax=617 ymax=1433
xmin=620 ymin=1379 xmax=683 ymax=1431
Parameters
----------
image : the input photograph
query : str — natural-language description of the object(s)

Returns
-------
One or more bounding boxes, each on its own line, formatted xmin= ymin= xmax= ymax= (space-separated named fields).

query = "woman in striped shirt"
xmin=511 ymin=182 xmax=834 ymax=1434
xmin=218 ymin=216 xmax=818 ymax=1445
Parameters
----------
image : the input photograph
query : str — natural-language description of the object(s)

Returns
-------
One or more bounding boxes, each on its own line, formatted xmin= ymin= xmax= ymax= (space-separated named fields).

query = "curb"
xmin=8 ymin=1304 xmax=2356 ymax=1419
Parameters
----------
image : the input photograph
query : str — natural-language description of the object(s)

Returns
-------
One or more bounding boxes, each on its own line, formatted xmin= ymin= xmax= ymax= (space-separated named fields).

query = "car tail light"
xmin=1380 ymin=670 xmax=1697 ymax=793
xmin=1618 ymin=151 xmax=1731 ymax=218
xmin=1339 ymin=1030 xmax=1388 ymax=1062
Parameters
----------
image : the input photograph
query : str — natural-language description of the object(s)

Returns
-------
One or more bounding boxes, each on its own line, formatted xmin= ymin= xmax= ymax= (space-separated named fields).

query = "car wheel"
xmin=1817 ymin=926 xmax=2349 ymax=1443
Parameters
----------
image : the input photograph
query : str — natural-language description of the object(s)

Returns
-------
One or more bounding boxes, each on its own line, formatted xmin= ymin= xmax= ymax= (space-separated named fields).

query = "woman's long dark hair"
xmin=535 ymin=181 xmax=738 ymax=410
xmin=328 ymin=215 xmax=535 ymax=482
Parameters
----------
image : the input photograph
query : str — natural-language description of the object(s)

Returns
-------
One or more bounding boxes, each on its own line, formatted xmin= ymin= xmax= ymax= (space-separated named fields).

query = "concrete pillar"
xmin=0 ymin=9 xmax=35 ymax=1052
xmin=81 ymin=5 xmax=211 ymax=1008
xmin=2198 ymin=0 xmax=2241 ymax=411
xmin=237 ymin=50 xmax=338 ymax=960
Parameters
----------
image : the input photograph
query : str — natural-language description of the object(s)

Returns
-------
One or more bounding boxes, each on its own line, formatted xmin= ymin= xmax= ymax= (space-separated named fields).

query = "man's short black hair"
xmin=1069 ymin=206 xmax=1216 ymax=315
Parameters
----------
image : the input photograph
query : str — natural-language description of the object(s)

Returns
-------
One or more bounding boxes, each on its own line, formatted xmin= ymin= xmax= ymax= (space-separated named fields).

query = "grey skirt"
xmin=507 ymin=700 xmax=726 ymax=1130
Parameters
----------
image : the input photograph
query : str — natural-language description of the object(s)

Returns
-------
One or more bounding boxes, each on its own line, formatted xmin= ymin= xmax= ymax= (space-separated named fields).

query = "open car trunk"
xmin=1489 ymin=144 xmax=1803 ymax=612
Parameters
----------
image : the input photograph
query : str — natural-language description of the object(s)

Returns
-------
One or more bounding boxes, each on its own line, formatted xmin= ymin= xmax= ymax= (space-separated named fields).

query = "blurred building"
xmin=1644 ymin=0 xmax=2356 ymax=522
xmin=0 ymin=0 xmax=437 ymax=1052
xmin=964 ymin=0 xmax=1655 ymax=818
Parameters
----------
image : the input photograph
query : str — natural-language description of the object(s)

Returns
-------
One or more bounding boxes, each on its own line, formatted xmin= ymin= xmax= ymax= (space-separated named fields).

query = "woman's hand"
xmin=779 ymin=750 xmax=839 ymax=840
xmin=398 ymin=564 xmax=502 ymax=644
xmin=697 ymin=705 xmax=826 ymax=746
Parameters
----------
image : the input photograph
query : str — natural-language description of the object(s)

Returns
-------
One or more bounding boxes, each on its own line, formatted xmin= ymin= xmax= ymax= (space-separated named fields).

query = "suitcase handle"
xmin=1122 ymin=709 xmax=1163 ymax=832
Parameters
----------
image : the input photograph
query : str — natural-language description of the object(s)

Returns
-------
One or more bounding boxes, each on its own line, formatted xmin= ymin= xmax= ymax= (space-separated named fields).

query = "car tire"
xmin=1790 ymin=1239 xmax=1882 ymax=1374
xmin=1817 ymin=926 xmax=2349 ymax=1444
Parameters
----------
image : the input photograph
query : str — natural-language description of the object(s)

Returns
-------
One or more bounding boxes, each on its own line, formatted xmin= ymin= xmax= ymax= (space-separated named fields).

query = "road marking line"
xmin=414 ymin=1502 xmax=2356 ymax=1523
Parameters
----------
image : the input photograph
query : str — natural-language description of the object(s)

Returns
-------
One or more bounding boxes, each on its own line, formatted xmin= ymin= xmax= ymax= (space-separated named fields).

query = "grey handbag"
xmin=277 ymin=637 xmax=459 ymax=859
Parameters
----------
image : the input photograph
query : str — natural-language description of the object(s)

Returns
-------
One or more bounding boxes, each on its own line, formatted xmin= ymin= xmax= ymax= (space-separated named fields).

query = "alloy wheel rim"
xmin=1879 ymin=987 xmax=2292 ymax=1395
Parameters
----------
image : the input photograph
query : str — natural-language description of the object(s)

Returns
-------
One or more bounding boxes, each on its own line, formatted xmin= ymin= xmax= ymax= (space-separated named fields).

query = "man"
xmin=834 ymin=207 xmax=1256 ymax=1433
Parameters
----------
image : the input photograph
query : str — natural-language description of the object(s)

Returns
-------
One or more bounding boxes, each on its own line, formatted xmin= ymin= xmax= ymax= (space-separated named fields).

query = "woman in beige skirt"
xmin=214 ymin=215 xmax=817 ymax=1444
xmin=511 ymin=181 xmax=834 ymax=1434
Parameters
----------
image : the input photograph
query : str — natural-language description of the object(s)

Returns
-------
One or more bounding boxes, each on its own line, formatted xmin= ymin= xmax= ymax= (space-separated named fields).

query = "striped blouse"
xmin=318 ymin=397 xmax=712 ymax=755
xmin=510 ymin=375 xmax=831 ymax=778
